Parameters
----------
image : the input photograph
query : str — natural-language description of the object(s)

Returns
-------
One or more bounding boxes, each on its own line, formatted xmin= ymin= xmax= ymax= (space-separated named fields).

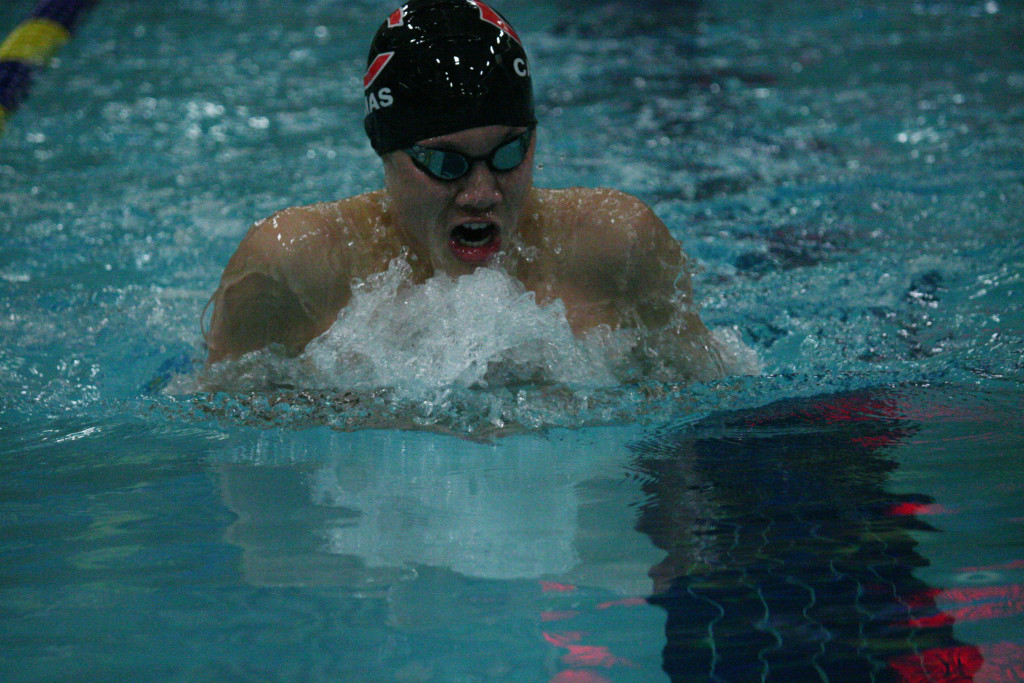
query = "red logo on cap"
xmin=363 ymin=51 xmax=395 ymax=89
xmin=470 ymin=0 xmax=522 ymax=45
xmin=388 ymin=7 xmax=404 ymax=27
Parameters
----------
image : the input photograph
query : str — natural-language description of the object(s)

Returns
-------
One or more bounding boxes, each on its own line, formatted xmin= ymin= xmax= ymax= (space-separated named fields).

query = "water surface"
xmin=1 ymin=0 xmax=1022 ymax=680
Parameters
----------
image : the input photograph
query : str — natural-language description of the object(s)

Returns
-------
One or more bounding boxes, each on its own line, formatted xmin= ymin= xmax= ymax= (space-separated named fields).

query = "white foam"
xmin=190 ymin=258 xmax=762 ymax=430
xmin=711 ymin=326 xmax=765 ymax=377
xmin=303 ymin=258 xmax=622 ymax=397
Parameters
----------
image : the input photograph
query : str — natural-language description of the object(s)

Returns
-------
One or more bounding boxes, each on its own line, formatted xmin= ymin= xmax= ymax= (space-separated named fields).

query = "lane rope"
xmin=0 ymin=0 xmax=98 ymax=133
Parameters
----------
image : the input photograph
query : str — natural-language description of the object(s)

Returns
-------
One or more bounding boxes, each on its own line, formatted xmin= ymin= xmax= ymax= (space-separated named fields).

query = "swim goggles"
xmin=403 ymin=127 xmax=533 ymax=181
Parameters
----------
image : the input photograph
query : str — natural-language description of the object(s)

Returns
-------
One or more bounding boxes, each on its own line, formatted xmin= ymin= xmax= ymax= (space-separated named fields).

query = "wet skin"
xmin=205 ymin=125 xmax=723 ymax=379
xmin=382 ymin=125 xmax=535 ymax=276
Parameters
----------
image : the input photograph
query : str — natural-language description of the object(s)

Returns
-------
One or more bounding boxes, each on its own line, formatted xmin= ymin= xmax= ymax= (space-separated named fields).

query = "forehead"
xmin=415 ymin=125 xmax=530 ymax=151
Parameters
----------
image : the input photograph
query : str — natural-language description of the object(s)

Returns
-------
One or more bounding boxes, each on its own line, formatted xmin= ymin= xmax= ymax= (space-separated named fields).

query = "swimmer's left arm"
xmin=630 ymin=204 xmax=729 ymax=380
xmin=582 ymin=190 xmax=724 ymax=380
xmin=576 ymin=190 xmax=701 ymax=326
xmin=640 ymin=211 xmax=710 ymax=338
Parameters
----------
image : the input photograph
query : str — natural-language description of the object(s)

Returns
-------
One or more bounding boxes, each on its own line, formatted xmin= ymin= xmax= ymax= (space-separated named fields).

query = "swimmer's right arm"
xmin=204 ymin=209 xmax=338 ymax=364
xmin=205 ymin=270 xmax=321 ymax=364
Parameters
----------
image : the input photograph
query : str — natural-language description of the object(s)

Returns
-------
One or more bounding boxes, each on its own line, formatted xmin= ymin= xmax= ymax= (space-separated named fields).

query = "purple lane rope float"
xmin=0 ymin=0 xmax=98 ymax=133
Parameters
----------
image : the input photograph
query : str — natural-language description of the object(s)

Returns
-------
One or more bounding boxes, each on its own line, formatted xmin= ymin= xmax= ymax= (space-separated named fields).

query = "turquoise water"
xmin=2 ymin=0 xmax=1023 ymax=680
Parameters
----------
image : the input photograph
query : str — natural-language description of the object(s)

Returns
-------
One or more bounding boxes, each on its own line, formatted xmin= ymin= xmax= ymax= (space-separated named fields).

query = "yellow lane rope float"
xmin=0 ymin=0 xmax=98 ymax=132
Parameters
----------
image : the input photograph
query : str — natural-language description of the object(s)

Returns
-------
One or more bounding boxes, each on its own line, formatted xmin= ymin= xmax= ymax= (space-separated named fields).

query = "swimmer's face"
xmin=382 ymin=125 xmax=535 ymax=276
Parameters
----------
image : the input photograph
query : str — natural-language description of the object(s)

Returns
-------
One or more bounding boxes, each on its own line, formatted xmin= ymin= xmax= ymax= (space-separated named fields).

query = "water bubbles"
xmin=895 ymin=128 xmax=942 ymax=145
xmin=303 ymin=259 xmax=617 ymax=396
xmin=185 ymin=100 xmax=226 ymax=120
xmin=189 ymin=258 xmax=760 ymax=433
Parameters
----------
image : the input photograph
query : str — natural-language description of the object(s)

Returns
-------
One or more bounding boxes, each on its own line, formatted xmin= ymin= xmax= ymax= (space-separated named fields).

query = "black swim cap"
xmin=363 ymin=0 xmax=536 ymax=155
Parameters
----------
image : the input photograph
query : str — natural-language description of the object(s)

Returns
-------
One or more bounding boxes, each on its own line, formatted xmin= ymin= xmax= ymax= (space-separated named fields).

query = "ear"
xmin=381 ymin=151 xmax=401 ymax=187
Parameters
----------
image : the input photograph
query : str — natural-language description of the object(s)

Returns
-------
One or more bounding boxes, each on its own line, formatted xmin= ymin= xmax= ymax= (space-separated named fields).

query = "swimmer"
xmin=206 ymin=0 xmax=724 ymax=380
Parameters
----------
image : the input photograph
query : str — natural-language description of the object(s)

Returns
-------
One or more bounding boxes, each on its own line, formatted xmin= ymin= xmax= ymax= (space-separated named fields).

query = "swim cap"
xmin=363 ymin=0 xmax=536 ymax=155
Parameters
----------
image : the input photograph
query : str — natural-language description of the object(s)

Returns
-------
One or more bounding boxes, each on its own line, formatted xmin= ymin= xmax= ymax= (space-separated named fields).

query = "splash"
xmin=302 ymin=258 xmax=621 ymax=395
xmin=185 ymin=258 xmax=760 ymax=433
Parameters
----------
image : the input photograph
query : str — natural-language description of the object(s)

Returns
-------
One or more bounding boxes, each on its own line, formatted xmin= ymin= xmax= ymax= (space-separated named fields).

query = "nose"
xmin=456 ymin=161 xmax=501 ymax=210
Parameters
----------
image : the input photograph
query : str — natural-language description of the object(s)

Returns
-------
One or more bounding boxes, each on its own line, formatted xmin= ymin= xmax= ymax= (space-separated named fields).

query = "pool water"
xmin=2 ymin=0 xmax=1023 ymax=680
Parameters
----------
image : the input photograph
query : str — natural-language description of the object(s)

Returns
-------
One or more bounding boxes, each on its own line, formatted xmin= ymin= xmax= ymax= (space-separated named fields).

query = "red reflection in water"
xmin=893 ymin=572 xmax=1024 ymax=681
xmin=886 ymin=501 xmax=952 ymax=516
xmin=889 ymin=645 xmax=984 ymax=682
xmin=548 ymin=670 xmax=612 ymax=683
xmin=976 ymin=642 xmax=1024 ymax=682
xmin=542 ymin=631 xmax=634 ymax=668
xmin=891 ymin=641 xmax=1024 ymax=682
xmin=540 ymin=581 xmax=577 ymax=593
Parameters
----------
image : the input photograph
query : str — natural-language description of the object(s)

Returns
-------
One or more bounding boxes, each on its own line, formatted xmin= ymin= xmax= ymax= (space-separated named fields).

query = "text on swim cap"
xmin=364 ymin=50 xmax=396 ymax=114
xmin=365 ymin=88 xmax=393 ymax=114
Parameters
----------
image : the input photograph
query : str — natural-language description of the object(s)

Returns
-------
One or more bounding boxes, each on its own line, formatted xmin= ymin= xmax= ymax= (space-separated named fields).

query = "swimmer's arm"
xmin=629 ymin=208 xmax=727 ymax=380
xmin=577 ymin=190 xmax=703 ymax=327
xmin=206 ymin=271 xmax=321 ymax=364
xmin=630 ymin=214 xmax=709 ymax=338
xmin=587 ymin=190 xmax=724 ymax=380
xmin=205 ymin=210 xmax=339 ymax=364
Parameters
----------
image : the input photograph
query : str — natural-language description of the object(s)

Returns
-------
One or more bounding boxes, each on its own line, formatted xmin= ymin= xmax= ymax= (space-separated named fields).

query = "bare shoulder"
xmin=206 ymin=192 xmax=388 ymax=363
xmin=227 ymin=192 xmax=386 ymax=280
xmin=536 ymin=186 xmax=653 ymax=215
xmin=533 ymin=187 xmax=679 ymax=263
xmin=528 ymin=189 xmax=719 ymax=378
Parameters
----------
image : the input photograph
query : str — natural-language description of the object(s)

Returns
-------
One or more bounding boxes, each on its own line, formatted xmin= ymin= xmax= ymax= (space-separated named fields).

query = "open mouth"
xmin=448 ymin=223 xmax=501 ymax=264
